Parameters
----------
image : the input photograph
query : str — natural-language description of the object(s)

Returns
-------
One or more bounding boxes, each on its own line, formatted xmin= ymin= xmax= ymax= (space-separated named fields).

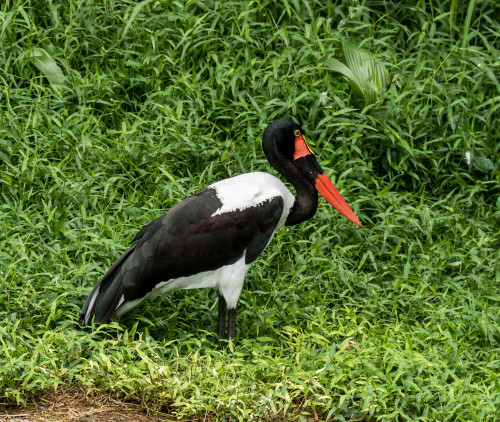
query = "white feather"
xmin=84 ymin=287 xmax=101 ymax=325
xmin=210 ymin=172 xmax=294 ymax=228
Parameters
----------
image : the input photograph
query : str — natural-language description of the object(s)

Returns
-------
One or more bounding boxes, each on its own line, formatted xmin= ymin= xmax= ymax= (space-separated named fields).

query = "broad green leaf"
xmin=324 ymin=57 xmax=363 ymax=100
xmin=27 ymin=48 xmax=66 ymax=85
xmin=472 ymin=156 xmax=494 ymax=173
xmin=324 ymin=41 xmax=389 ymax=108
xmin=342 ymin=41 xmax=390 ymax=105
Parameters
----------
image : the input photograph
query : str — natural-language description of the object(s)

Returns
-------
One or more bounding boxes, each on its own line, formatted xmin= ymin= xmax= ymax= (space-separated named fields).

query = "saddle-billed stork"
xmin=77 ymin=119 xmax=361 ymax=341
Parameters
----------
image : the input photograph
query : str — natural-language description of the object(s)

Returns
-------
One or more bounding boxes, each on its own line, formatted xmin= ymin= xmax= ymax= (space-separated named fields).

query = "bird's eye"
xmin=294 ymin=130 xmax=301 ymax=137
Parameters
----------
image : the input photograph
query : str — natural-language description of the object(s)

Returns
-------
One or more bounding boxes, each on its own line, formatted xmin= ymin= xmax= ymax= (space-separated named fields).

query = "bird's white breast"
xmin=209 ymin=172 xmax=295 ymax=228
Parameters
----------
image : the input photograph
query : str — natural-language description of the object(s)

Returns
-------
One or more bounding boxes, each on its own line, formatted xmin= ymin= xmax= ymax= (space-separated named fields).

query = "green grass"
xmin=1 ymin=0 xmax=499 ymax=420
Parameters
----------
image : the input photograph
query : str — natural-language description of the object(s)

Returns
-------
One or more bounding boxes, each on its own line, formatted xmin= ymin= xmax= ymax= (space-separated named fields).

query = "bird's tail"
xmin=76 ymin=245 xmax=136 ymax=330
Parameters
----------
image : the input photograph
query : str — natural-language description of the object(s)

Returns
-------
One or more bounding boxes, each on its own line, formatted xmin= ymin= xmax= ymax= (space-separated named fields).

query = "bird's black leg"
xmin=228 ymin=308 xmax=236 ymax=345
xmin=217 ymin=293 xmax=227 ymax=340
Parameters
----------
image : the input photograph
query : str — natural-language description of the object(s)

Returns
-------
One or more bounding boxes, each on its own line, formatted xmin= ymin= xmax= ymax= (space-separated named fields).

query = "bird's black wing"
xmin=78 ymin=187 xmax=283 ymax=325
xmin=123 ymin=188 xmax=284 ymax=298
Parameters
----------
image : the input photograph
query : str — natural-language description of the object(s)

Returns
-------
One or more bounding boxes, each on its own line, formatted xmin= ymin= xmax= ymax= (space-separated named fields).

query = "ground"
xmin=0 ymin=391 xmax=177 ymax=422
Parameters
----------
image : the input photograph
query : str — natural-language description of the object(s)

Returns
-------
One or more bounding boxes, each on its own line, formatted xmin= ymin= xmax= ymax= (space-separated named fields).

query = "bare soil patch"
xmin=0 ymin=391 xmax=189 ymax=422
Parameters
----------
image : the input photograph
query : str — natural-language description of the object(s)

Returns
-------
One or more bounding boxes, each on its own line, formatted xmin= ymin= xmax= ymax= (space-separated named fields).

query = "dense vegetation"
xmin=1 ymin=0 xmax=498 ymax=420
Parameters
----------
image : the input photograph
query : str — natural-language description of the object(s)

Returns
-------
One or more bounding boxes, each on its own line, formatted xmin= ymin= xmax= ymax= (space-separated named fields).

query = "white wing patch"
xmin=210 ymin=172 xmax=294 ymax=227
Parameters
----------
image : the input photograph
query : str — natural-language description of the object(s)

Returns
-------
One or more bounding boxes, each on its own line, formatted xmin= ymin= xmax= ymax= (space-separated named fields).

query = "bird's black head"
xmin=261 ymin=118 xmax=362 ymax=227
xmin=262 ymin=119 xmax=304 ymax=163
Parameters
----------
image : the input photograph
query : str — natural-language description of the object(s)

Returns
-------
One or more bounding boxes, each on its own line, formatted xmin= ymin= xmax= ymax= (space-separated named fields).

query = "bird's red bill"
xmin=315 ymin=173 xmax=362 ymax=226
xmin=293 ymin=130 xmax=362 ymax=227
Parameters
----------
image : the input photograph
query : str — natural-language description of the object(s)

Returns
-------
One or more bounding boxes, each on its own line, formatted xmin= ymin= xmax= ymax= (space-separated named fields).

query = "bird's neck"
xmin=284 ymin=170 xmax=318 ymax=226
xmin=268 ymin=153 xmax=318 ymax=226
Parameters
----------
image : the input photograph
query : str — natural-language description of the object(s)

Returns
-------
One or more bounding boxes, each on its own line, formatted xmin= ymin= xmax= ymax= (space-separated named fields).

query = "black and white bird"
xmin=77 ymin=119 xmax=361 ymax=341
